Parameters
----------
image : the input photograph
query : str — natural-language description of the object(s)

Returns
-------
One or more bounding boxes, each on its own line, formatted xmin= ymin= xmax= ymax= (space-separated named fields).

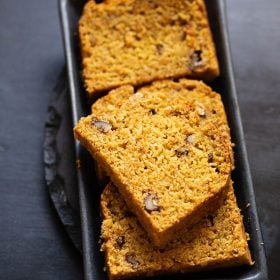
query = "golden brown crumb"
xmin=100 ymin=181 xmax=253 ymax=280
xmin=74 ymin=79 xmax=232 ymax=247
xmin=79 ymin=0 xmax=219 ymax=98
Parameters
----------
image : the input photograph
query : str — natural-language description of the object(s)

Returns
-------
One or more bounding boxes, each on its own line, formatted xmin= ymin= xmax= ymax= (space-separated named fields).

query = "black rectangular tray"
xmin=58 ymin=0 xmax=268 ymax=279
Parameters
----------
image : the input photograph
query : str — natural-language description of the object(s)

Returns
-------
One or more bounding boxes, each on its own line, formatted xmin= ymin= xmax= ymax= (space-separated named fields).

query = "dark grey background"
xmin=0 ymin=0 xmax=279 ymax=279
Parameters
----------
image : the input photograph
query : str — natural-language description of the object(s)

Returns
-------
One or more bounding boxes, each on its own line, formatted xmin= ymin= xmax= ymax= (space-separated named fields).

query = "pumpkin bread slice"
xmin=100 ymin=181 xmax=253 ymax=280
xmin=74 ymin=79 xmax=232 ymax=247
xmin=90 ymin=79 xmax=233 ymax=186
xmin=79 ymin=0 xmax=219 ymax=98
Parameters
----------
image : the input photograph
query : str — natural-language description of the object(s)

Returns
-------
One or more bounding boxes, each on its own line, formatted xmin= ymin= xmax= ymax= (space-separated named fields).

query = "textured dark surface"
xmin=43 ymin=68 xmax=82 ymax=252
xmin=0 ymin=0 xmax=83 ymax=280
xmin=0 ymin=0 xmax=279 ymax=280
xmin=226 ymin=1 xmax=280 ymax=280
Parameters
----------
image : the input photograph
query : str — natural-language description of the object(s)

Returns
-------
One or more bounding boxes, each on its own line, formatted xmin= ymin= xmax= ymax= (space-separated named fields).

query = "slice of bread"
xmin=100 ymin=181 xmax=253 ymax=280
xmin=74 ymin=79 xmax=232 ymax=247
xmin=79 ymin=0 xmax=219 ymax=98
xmin=90 ymin=79 xmax=234 ymax=187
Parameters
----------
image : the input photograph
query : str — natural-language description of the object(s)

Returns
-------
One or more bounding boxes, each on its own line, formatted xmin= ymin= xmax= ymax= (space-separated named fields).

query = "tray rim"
xmin=58 ymin=0 xmax=268 ymax=279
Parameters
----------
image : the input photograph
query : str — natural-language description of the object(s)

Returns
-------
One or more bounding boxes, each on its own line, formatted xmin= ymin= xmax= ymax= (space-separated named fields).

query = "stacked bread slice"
xmin=100 ymin=181 xmax=252 ymax=279
xmin=79 ymin=0 xmax=219 ymax=98
xmin=75 ymin=0 xmax=253 ymax=279
xmin=75 ymin=79 xmax=234 ymax=247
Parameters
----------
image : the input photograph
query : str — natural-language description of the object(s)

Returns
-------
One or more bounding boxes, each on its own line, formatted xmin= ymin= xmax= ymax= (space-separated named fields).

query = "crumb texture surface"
xmin=79 ymin=0 xmax=219 ymax=97
xmin=75 ymin=79 xmax=232 ymax=246
xmin=101 ymin=182 xmax=253 ymax=280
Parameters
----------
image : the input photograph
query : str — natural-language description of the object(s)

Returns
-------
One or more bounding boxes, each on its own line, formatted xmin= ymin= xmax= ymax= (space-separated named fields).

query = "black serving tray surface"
xmin=58 ymin=0 xmax=268 ymax=279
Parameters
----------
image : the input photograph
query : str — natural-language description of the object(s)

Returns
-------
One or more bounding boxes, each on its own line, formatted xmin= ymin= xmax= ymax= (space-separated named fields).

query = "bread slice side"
xmin=79 ymin=0 xmax=219 ymax=98
xmin=100 ymin=181 xmax=253 ymax=280
xmin=91 ymin=79 xmax=234 ymax=187
xmin=75 ymin=79 xmax=233 ymax=247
